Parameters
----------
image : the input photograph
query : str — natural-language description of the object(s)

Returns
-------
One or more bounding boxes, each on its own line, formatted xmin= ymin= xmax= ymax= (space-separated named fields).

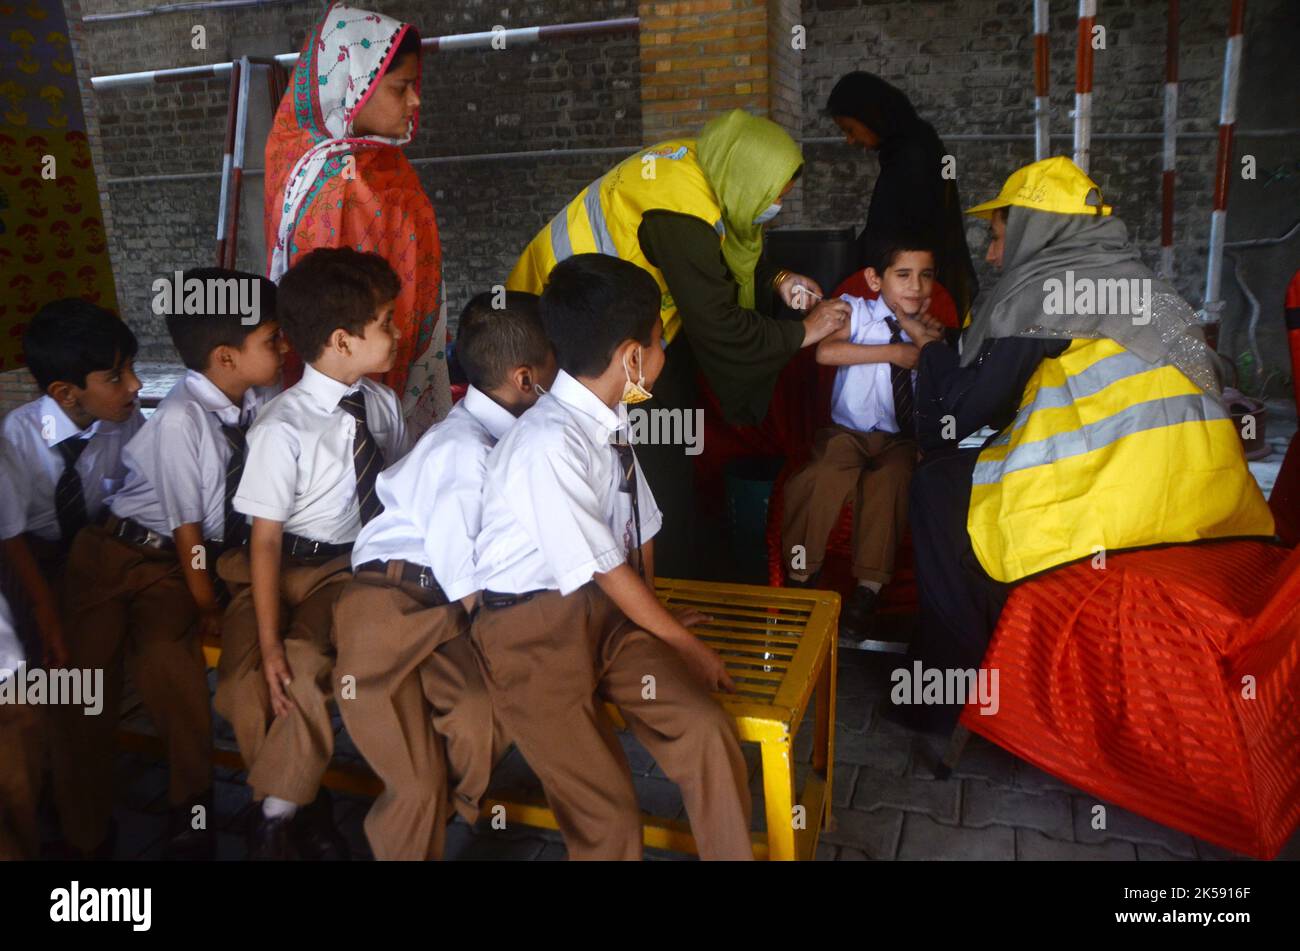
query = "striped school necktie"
xmin=338 ymin=391 xmax=385 ymax=526
xmin=54 ymin=436 xmax=90 ymax=542
xmin=220 ymin=422 xmax=248 ymax=547
xmin=883 ymin=315 xmax=916 ymax=437
xmin=610 ymin=437 xmax=645 ymax=580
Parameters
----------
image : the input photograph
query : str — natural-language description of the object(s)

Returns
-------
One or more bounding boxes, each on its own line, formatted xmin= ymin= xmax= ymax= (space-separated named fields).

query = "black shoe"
xmin=837 ymin=585 xmax=880 ymax=646
xmin=293 ymin=791 xmax=350 ymax=861
xmin=248 ymin=809 xmax=299 ymax=861
xmin=162 ymin=796 xmax=215 ymax=861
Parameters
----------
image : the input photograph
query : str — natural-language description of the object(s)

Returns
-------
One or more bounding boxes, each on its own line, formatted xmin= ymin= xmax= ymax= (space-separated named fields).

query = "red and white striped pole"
xmin=1202 ymin=0 xmax=1246 ymax=328
xmin=1034 ymin=0 xmax=1051 ymax=161
xmin=1073 ymin=0 xmax=1096 ymax=173
xmin=1160 ymin=1 xmax=1179 ymax=279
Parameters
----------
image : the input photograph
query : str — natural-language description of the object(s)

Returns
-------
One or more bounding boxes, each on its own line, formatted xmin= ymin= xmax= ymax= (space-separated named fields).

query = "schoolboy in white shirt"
xmin=52 ymin=269 xmax=285 ymax=861
xmin=215 ymin=248 xmax=407 ymax=861
xmin=781 ymin=234 xmax=944 ymax=650
xmin=334 ymin=290 xmax=555 ymax=861
xmin=0 ymin=299 xmax=140 ymax=860
xmin=470 ymin=254 xmax=753 ymax=861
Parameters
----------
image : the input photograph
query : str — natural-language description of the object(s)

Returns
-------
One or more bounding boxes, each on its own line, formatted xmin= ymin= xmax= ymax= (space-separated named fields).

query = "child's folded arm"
xmin=816 ymin=339 xmax=907 ymax=367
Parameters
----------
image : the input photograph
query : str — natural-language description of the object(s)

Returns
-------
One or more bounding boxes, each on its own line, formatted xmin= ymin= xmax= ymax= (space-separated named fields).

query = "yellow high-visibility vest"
xmin=506 ymin=140 xmax=725 ymax=345
xmin=968 ymin=337 xmax=1275 ymax=583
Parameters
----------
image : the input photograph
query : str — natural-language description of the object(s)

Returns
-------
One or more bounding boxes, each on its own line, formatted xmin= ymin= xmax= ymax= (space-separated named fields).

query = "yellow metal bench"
xmin=124 ymin=578 xmax=839 ymax=861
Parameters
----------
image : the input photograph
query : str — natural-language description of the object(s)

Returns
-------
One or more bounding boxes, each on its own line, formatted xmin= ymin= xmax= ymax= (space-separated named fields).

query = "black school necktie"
xmin=220 ymin=421 xmax=248 ymax=547
xmin=884 ymin=315 xmax=916 ymax=437
xmin=338 ymin=391 xmax=385 ymax=526
xmin=611 ymin=437 xmax=645 ymax=580
xmin=54 ymin=436 xmax=90 ymax=542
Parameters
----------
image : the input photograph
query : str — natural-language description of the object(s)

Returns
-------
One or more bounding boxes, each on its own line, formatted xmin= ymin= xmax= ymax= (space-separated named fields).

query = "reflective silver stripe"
xmin=713 ymin=218 xmax=725 ymax=236
xmin=582 ymin=177 xmax=618 ymax=256
xmin=1028 ymin=349 xmax=1155 ymax=412
xmin=972 ymin=391 xmax=1228 ymax=485
xmin=549 ymin=205 xmax=574 ymax=263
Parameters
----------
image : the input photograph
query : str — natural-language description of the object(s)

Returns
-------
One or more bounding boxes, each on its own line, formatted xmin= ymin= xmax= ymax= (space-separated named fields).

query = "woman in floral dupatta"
xmin=265 ymin=2 xmax=448 ymax=433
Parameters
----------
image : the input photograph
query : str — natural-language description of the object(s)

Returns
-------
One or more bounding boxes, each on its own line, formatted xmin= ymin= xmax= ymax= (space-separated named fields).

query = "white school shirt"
xmin=0 ymin=591 xmax=21 ymax=681
xmin=0 ymin=395 xmax=144 ymax=542
xmin=829 ymin=295 xmax=916 ymax=435
xmin=108 ymin=371 xmax=279 ymax=542
xmin=474 ymin=370 xmax=663 ymax=597
xmin=0 ymin=437 xmax=29 ymax=540
xmin=353 ymin=385 xmax=516 ymax=602
xmin=233 ymin=362 xmax=407 ymax=545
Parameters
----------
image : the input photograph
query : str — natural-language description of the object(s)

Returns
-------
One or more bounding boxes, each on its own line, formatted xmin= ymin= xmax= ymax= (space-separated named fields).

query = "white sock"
xmin=857 ymin=580 xmax=882 ymax=593
xmin=262 ymin=796 xmax=298 ymax=820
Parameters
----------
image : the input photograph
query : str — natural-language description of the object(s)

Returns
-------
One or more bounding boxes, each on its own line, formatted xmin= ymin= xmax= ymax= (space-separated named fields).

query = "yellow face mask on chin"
xmin=621 ymin=346 xmax=652 ymax=405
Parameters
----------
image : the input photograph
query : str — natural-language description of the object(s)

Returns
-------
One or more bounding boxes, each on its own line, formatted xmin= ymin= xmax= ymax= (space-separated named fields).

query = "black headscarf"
xmin=826 ymin=72 xmax=979 ymax=318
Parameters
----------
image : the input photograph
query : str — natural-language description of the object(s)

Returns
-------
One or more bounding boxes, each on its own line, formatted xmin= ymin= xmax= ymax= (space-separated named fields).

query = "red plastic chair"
xmin=763 ymin=278 xmax=959 ymax=613
xmin=961 ymin=435 xmax=1300 ymax=859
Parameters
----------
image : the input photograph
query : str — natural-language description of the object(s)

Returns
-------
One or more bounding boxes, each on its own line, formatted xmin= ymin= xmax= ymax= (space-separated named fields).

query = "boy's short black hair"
xmin=456 ymin=290 xmax=551 ymax=390
xmin=539 ymin=254 xmax=660 ymax=378
xmin=24 ymin=298 xmax=138 ymax=391
xmin=864 ymin=231 xmax=936 ymax=275
xmin=166 ymin=267 xmax=278 ymax=371
xmin=277 ymin=248 xmax=400 ymax=363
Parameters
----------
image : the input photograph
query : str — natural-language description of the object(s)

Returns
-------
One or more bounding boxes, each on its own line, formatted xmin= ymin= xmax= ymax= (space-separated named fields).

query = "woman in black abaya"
xmin=826 ymin=72 xmax=979 ymax=321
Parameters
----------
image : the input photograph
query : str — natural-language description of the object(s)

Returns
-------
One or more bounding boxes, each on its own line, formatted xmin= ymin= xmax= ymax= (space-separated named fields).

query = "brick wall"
xmin=0 ymin=370 xmax=41 ymax=418
xmin=639 ymin=1 xmax=772 ymax=143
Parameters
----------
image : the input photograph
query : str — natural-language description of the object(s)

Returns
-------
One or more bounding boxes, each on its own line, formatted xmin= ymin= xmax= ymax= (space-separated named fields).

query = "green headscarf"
xmin=696 ymin=110 xmax=804 ymax=308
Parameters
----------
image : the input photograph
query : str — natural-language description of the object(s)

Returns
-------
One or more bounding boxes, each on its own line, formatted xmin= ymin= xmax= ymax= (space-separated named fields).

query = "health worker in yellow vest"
xmin=885 ymin=156 xmax=1275 ymax=732
xmin=508 ymin=109 xmax=851 ymax=576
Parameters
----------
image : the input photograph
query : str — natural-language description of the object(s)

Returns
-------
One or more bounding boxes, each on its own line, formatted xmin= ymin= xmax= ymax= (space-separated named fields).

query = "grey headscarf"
xmin=960 ymin=207 xmax=1223 ymax=394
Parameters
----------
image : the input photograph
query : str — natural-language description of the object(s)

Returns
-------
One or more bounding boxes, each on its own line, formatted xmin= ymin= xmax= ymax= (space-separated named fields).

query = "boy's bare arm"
xmin=248 ymin=516 xmax=294 ymax=716
xmin=594 ymin=562 xmax=734 ymax=693
xmin=173 ymin=522 xmax=222 ymax=641
xmin=816 ymin=320 xmax=911 ymax=367
xmin=1 ymin=534 xmax=66 ymax=667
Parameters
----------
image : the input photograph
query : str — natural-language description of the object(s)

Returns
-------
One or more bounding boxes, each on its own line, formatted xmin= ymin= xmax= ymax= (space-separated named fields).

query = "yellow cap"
xmin=965 ymin=155 xmax=1112 ymax=219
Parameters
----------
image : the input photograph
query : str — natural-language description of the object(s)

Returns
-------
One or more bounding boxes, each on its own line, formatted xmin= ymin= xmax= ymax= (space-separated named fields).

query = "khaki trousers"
xmin=471 ymin=584 xmax=753 ymax=861
xmin=781 ymin=425 xmax=916 ymax=583
xmin=333 ymin=565 xmax=506 ymax=860
xmin=52 ymin=525 xmax=210 ymax=851
xmin=213 ymin=547 xmax=349 ymax=805
xmin=0 ymin=701 xmax=42 ymax=860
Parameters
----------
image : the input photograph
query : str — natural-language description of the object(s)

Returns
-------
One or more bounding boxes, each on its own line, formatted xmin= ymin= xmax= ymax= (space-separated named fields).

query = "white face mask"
xmin=753 ymin=202 xmax=782 ymax=225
